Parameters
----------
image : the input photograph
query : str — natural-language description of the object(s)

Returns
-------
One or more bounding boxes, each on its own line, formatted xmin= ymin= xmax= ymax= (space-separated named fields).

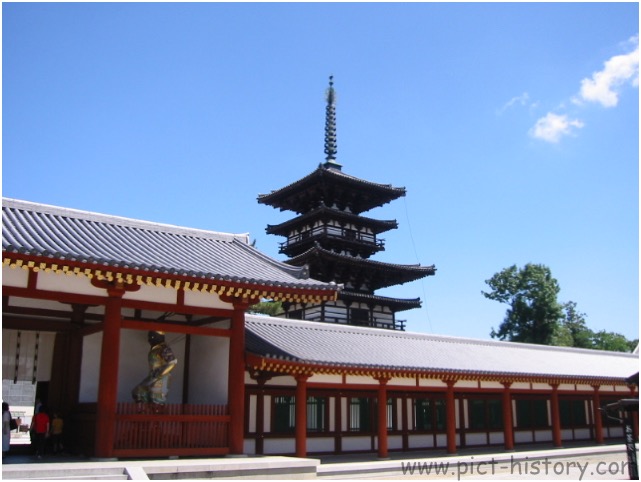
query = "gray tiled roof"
xmin=245 ymin=315 xmax=638 ymax=382
xmin=257 ymin=165 xmax=406 ymax=215
xmin=2 ymin=198 xmax=337 ymax=291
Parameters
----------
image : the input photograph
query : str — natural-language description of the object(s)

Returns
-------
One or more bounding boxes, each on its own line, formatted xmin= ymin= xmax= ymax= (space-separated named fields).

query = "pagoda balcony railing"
xmin=280 ymin=226 xmax=384 ymax=252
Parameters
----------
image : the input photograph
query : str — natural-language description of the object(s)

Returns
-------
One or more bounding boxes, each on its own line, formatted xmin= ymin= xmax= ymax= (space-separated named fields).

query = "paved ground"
xmin=2 ymin=441 xmax=637 ymax=480
xmin=334 ymin=451 xmax=636 ymax=480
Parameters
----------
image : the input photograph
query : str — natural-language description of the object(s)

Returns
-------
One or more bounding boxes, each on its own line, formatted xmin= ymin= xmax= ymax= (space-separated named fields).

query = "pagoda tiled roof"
xmin=257 ymin=165 xmax=406 ymax=215
xmin=2 ymin=198 xmax=339 ymax=295
xmin=286 ymin=244 xmax=436 ymax=290
xmin=245 ymin=315 xmax=638 ymax=383
xmin=338 ymin=290 xmax=422 ymax=312
xmin=266 ymin=205 xmax=398 ymax=236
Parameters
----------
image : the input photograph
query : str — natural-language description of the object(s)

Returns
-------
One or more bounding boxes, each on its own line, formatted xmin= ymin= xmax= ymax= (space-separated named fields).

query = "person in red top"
xmin=31 ymin=407 xmax=50 ymax=458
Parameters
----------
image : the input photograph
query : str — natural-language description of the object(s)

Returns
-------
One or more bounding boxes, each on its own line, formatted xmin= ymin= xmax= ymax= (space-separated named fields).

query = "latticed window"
xmin=273 ymin=396 xmax=295 ymax=433
xmin=515 ymin=399 xmax=549 ymax=428
xmin=349 ymin=397 xmax=394 ymax=432
xmin=468 ymin=398 xmax=503 ymax=430
xmin=349 ymin=397 xmax=372 ymax=432
xmin=386 ymin=398 xmax=394 ymax=430
xmin=414 ymin=398 xmax=446 ymax=431
xmin=307 ymin=397 xmax=327 ymax=432
xmin=560 ymin=399 xmax=587 ymax=427
xmin=350 ymin=308 xmax=369 ymax=326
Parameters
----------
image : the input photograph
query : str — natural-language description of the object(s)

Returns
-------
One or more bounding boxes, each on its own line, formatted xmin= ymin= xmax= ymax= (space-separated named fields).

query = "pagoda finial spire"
xmin=323 ymin=75 xmax=342 ymax=170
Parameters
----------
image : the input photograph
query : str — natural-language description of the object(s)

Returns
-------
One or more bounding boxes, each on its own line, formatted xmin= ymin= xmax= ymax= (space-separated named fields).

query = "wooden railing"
xmin=113 ymin=403 xmax=230 ymax=457
xmin=280 ymin=226 xmax=385 ymax=252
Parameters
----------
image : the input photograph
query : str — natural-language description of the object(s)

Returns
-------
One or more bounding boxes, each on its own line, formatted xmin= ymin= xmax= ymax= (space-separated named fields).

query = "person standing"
xmin=50 ymin=413 xmax=63 ymax=455
xmin=2 ymin=403 xmax=10 ymax=456
xmin=31 ymin=407 xmax=50 ymax=459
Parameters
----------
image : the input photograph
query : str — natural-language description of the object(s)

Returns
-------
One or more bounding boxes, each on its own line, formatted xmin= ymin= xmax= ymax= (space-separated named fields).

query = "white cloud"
xmin=498 ymin=92 xmax=530 ymax=114
xmin=529 ymin=113 xmax=585 ymax=143
xmin=576 ymin=36 xmax=639 ymax=107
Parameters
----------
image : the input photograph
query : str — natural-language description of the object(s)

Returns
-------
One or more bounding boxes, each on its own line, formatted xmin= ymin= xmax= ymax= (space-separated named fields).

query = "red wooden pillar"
xmin=295 ymin=374 xmax=310 ymax=457
xmin=550 ymin=383 xmax=562 ymax=448
xmin=501 ymin=382 xmax=514 ymax=450
xmin=444 ymin=380 xmax=457 ymax=454
xmin=228 ymin=302 xmax=248 ymax=455
xmin=376 ymin=377 xmax=390 ymax=459
xmin=401 ymin=393 xmax=409 ymax=451
xmin=94 ymin=284 xmax=125 ymax=458
xmin=592 ymin=386 xmax=604 ymax=444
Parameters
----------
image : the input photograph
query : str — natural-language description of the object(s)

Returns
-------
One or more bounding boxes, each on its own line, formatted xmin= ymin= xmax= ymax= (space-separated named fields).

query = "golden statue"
xmin=132 ymin=331 xmax=177 ymax=405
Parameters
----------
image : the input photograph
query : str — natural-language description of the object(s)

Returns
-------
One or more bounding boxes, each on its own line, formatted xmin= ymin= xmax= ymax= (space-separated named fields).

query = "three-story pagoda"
xmin=258 ymin=77 xmax=436 ymax=330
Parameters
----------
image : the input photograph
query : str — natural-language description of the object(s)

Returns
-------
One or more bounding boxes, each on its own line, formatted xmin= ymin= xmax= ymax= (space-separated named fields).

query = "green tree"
xmin=248 ymin=300 xmax=283 ymax=317
xmin=483 ymin=263 xmax=563 ymax=345
xmin=591 ymin=330 xmax=638 ymax=352
xmin=551 ymin=301 xmax=593 ymax=348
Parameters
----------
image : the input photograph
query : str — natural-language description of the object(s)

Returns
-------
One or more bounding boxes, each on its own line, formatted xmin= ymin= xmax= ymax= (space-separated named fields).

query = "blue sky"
xmin=3 ymin=3 xmax=638 ymax=342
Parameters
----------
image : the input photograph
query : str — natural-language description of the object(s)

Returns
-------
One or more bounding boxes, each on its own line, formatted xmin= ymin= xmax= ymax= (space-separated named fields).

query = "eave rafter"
xmin=2 ymin=252 xmax=338 ymax=305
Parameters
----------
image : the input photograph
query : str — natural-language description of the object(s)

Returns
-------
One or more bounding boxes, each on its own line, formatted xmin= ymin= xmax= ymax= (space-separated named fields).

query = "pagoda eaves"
xmin=286 ymin=244 xmax=436 ymax=292
xmin=257 ymin=164 xmax=406 ymax=216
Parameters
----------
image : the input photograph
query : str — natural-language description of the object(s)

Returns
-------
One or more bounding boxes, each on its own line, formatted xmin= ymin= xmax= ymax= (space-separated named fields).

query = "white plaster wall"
xmin=329 ymin=398 xmax=335 ymax=432
xmin=409 ymin=434 xmax=434 ymax=449
xmin=388 ymin=435 xmax=403 ymax=450
xmin=265 ymin=376 xmax=296 ymax=387
xmin=124 ymin=284 xmax=176 ymax=304
xmin=511 ymin=382 xmax=530 ymax=390
xmin=344 ymin=375 xmax=374 ymax=385
xmin=418 ymin=379 xmax=446 ymax=388
xmin=455 ymin=380 xmax=477 ymax=389
xmin=574 ymin=428 xmax=591 ymax=440
xmin=308 ymin=437 xmax=334 ymax=453
xmin=465 ymin=433 xmax=487 ymax=445
xmin=248 ymin=395 xmax=257 ymax=433
xmin=342 ymin=436 xmax=370 ymax=451
xmin=531 ymin=383 xmax=550 ymax=390
xmin=576 ymin=384 xmax=592 ymax=392
xmin=79 ymin=332 xmax=102 ymax=403
xmin=308 ymin=374 xmax=342 ymax=384
xmin=264 ymin=395 xmax=271 ymax=432
xmin=389 ymin=377 xmax=415 ymax=387
xmin=243 ymin=438 xmax=256 ymax=455
xmin=184 ymin=290 xmax=232 ymax=310
xmin=2 ymin=266 xmax=29 ymax=287
xmin=36 ymin=271 xmax=105 ymax=296
xmin=534 ymin=430 xmax=552 ymax=442
xmin=264 ymin=438 xmax=295 ymax=454
xmin=514 ymin=431 xmax=533 ymax=443
xmin=480 ymin=381 xmax=503 ymax=389
xmin=608 ymin=426 xmax=624 ymax=437
xmin=436 ymin=434 xmax=448 ymax=447
xmin=561 ymin=429 xmax=573 ymax=439
xmin=558 ymin=384 xmax=574 ymax=391
xmin=489 ymin=432 xmax=504 ymax=445
xmin=2 ymin=330 xmax=55 ymax=383
xmin=188 ymin=335 xmax=229 ymax=405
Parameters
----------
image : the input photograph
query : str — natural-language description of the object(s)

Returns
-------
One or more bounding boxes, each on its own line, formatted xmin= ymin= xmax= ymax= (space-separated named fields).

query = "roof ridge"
xmin=3 ymin=197 xmax=249 ymax=244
